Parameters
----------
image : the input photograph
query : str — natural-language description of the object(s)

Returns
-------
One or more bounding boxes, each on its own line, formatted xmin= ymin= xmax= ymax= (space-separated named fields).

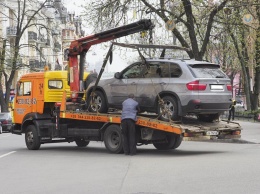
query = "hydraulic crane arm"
xmin=67 ymin=19 xmax=154 ymax=100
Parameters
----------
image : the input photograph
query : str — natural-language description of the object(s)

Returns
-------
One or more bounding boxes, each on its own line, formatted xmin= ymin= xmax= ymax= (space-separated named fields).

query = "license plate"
xmin=210 ymin=85 xmax=223 ymax=90
xmin=206 ymin=131 xmax=219 ymax=136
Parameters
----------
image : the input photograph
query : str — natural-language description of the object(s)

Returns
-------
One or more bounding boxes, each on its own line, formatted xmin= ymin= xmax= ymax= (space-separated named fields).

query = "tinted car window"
xmin=170 ymin=63 xmax=182 ymax=78
xmin=122 ymin=63 xmax=146 ymax=78
xmin=137 ymin=62 xmax=182 ymax=78
xmin=144 ymin=63 xmax=162 ymax=78
xmin=189 ymin=64 xmax=227 ymax=78
xmin=139 ymin=62 xmax=182 ymax=78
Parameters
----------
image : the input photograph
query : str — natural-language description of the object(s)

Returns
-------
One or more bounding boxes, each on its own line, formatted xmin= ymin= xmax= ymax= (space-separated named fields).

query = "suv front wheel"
xmin=158 ymin=96 xmax=179 ymax=121
xmin=87 ymin=90 xmax=108 ymax=113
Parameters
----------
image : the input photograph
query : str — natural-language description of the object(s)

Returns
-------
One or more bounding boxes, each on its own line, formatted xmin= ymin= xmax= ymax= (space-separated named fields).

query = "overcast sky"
xmin=61 ymin=0 xmax=141 ymax=74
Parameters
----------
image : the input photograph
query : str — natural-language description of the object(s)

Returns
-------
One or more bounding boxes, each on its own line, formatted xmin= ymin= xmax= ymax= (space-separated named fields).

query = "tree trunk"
xmin=230 ymin=32 xmax=252 ymax=111
xmin=252 ymin=3 xmax=260 ymax=110
xmin=0 ymin=40 xmax=8 ymax=112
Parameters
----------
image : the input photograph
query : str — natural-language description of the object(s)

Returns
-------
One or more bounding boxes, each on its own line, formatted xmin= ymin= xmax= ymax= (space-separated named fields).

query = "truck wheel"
xmin=171 ymin=135 xmax=183 ymax=149
xmin=158 ymin=96 xmax=179 ymax=121
xmin=75 ymin=138 xmax=90 ymax=147
xmin=25 ymin=125 xmax=41 ymax=150
xmin=88 ymin=90 xmax=108 ymax=113
xmin=0 ymin=126 xmax=2 ymax=134
xmin=104 ymin=124 xmax=123 ymax=154
xmin=153 ymin=133 xmax=176 ymax=150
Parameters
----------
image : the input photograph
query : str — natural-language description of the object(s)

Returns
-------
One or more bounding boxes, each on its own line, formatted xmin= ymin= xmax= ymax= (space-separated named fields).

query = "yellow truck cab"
xmin=12 ymin=71 xmax=89 ymax=125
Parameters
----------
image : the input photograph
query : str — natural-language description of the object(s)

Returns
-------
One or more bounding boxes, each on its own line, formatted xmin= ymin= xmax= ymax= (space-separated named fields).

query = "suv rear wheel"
xmin=158 ymin=96 xmax=179 ymax=121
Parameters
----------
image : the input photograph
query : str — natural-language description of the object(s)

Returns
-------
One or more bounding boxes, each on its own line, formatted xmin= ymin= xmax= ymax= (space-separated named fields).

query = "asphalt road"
xmin=0 ymin=121 xmax=260 ymax=194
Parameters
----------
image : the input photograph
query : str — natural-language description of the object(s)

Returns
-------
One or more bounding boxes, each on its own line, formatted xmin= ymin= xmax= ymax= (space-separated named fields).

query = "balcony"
xmin=38 ymin=38 xmax=51 ymax=48
xmin=29 ymin=59 xmax=46 ymax=69
xmin=38 ymin=35 xmax=45 ymax=42
xmin=62 ymin=35 xmax=75 ymax=40
xmin=38 ymin=35 xmax=51 ymax=47
xmin=6 ymin=26 xmax=17 ymax=37
xmin=6 ymin=58 xmax=23 ymax=66
xmin=52 ymin=29 xmax=60 ymax=36
xmin=28 ymin=31 xmax=37 ymax=42
xmin=64 ymin=26 xmax=75 ymax=31
xmin=54 ymin=42 xmax=61 ymax=52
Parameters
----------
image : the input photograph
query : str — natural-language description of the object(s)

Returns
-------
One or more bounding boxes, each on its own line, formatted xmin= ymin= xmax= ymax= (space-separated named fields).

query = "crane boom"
xmin=67 ymin=19 xmax=154 ymax=100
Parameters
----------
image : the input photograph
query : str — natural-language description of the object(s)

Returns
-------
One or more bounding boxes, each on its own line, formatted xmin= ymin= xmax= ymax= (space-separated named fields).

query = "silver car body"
xmin=87 ymin=58 xmax=232 ymax=117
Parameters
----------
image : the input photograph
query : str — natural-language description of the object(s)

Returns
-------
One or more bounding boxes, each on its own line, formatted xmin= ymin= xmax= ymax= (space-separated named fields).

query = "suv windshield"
xmin=189 ymin=64 xmax=227 ymax=78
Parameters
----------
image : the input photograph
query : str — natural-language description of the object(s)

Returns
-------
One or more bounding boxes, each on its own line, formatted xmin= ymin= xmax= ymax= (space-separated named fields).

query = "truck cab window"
xmin=48 ymin=80 xmax=63 ymax=89
xmin=17 ymin=82 xmax=31 ymax=96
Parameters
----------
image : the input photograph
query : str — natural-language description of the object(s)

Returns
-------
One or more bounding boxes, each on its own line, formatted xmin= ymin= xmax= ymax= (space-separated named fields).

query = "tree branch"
xmin=200 ymin=0 xmax=229 ymax=58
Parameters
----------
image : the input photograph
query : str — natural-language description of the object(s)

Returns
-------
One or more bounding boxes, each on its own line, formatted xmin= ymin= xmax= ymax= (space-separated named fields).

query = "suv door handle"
xmin=131 ymin=82 xmax=137 ymax=85
xmin=160 ymin=82 xmax=166 ymax=85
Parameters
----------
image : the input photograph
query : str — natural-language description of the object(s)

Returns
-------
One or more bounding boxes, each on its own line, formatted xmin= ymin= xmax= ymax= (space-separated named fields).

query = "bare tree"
xmin=82 ymin=0 xmax=260 ymax=111
xmin=222 ymin=0 xmax=260 ymax=111
xmin=83 ymin=0 xmax=230 ymax=60
xmin=0 ymin=0 xmax=51 ymax=112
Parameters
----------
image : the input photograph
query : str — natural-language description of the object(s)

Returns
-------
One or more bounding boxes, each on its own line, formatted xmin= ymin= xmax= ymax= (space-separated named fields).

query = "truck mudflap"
xmin=180 ymin=118 xmax=242 ymax=141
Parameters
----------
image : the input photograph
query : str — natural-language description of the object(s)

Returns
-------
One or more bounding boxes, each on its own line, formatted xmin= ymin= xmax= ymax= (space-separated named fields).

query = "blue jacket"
xmin=121 ymin=98 xmax=139 ymax=121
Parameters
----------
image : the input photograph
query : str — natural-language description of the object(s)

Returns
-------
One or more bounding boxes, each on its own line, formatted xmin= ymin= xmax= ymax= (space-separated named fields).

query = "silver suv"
xmin=86 ymin=58 xmax=232 ymax=122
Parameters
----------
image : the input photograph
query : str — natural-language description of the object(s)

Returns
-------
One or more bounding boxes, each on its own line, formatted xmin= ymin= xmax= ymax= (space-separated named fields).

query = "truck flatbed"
xmin=59 ymin=108 xmax=242 ymax=142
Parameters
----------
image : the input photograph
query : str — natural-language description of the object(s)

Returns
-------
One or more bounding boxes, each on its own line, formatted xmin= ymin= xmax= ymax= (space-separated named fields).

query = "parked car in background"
xmin=0 ymin=112 xmax=12 ymax=133
xmin=86 ymin=58 xmax=232 ymax=122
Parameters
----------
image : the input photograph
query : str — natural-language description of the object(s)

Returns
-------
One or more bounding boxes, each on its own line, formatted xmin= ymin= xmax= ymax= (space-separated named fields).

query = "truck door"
xmin=13 ymin=80 xmax=34 ymax=124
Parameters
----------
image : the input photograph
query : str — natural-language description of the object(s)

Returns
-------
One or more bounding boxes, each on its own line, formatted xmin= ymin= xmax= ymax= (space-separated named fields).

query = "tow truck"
xmin=11 ymin=19 xmax=242 ymax=153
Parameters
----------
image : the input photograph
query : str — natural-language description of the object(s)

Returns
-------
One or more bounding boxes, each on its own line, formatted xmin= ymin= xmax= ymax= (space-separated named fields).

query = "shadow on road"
xmin=13 ymin=144 xmax=228 ymax=157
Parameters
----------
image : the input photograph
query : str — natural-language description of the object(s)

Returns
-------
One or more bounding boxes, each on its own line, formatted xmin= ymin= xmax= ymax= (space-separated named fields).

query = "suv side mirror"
xmin=114 ymin=72 xmax=120 ymax=79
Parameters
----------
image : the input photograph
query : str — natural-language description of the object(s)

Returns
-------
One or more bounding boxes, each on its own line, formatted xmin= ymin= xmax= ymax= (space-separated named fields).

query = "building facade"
xmin=0 ymin=0 xmax=84 ymax=90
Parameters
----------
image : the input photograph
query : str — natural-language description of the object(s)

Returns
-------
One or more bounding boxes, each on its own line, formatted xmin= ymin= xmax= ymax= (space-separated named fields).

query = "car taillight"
xmin=227 ymin=84 xmax=232 ymax=91
xmin=2 ymin=120 xmax=8 ymax=124
xmin=186 ymin=80 xmax=207 ymax=91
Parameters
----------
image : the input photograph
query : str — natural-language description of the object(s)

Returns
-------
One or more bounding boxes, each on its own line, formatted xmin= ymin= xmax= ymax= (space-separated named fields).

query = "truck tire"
xmin=75 ymin=138 xmax=90 ymax=147
xmin=88 ymin=90 xmax=108 ymax=113
xmin=171 ymin=135 xmax=183 ymax=149
xmin=158 ymin=96 xmax=179 ymax=121
xmin=104 ymin=124 xmax=123 ymax=154
xmin=153 ymin=133 xmax=176 ymax=150
xmin=0 ymin=126 xmax=2 ymax=134
xmin=25 ymin=125 xmax=41 ymax=150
